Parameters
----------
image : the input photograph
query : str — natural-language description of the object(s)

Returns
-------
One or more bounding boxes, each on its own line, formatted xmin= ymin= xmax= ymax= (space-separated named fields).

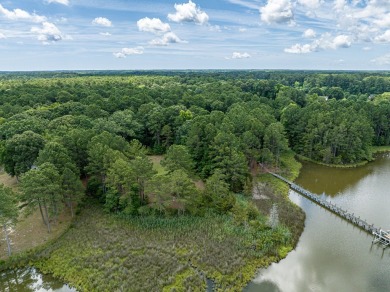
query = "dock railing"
xmin=269 ymin=172 xmax=389 ymax=248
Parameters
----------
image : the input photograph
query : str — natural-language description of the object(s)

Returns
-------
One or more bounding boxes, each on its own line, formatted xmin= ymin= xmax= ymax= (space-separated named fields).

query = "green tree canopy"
xmin=3 ymin=130 xmax=45 ymax=177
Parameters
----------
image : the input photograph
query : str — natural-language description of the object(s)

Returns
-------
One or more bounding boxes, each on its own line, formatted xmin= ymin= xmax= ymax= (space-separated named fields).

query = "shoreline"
xmin=248 ymin=151 xmax=306 ymax=285
xmin=248 ymin=147 xmax=390 ymax=286
xmin=296 ymin=146 xmax=390 ymax=169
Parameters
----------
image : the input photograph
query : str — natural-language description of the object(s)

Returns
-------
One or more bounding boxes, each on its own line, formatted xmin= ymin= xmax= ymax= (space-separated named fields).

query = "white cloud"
xmin=298 ymin=0 xmax=321 ymax=9
xmin=303 ymin=28 xmax=316 ymax=38
xmin=149 ymin=32 xmax=186 ymax=46
xmin=260 ymin=0 xmax=294 ymax=25
xmin=239 ymin=28 xmax=247 ymax=32
xmin=231 ymin=52 xmax=251 ymax=59
xmin=371 ymin=53 xmax=390 ymax=65
xmin=374 ymin=13 xmax=390 ymax=28
xmin=92 ymin=17 xmax=112 ymax=27
xmin=31 ymin=22 xmax=63 ymax=43
xmin=332 ymin=34 xmax=351 ymax=48
xmin=374 ymin=30 xmax=390 ymax=42
xmin=168 ymin=0 xmax=209 ymax=25
xmin=46 ymin=0 xmax=69 ymax=5
xmin=363 ymin=46 xmax=372 ymax=51
xmin=113 ymin=47 xmax=144 ymax=58
xmin=284 ymin=43 xmax=315 ymax=54
xmin=334 ymin=0 xmax=347 ymax=12
xmin=0 ymin=4 xmax=46 ymax=23
xmin=285 ymin=33 xmax=352 ymax=54
xmin=99 ymin=32 xmax=111 ymax=36
xmin=137 ymin=17 xmax=170 ymax=34
xmin=0 ymin=32 xmax=5 ymax=39
xmin=209 ymin=25 xmax=222 ymax=32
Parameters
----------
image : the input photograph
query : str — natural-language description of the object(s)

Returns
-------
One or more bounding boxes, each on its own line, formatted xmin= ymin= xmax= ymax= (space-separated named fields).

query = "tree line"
xmin=0 ymin=71 xmax=389 ymax=255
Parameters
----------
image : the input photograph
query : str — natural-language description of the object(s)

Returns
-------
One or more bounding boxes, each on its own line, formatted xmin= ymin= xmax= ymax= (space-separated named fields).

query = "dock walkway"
xmin=270 ymin=172 xmax=389 ymax=248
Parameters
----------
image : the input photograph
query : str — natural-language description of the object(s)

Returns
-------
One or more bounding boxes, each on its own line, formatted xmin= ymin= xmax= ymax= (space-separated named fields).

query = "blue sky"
xmin=0 ymin=0 xmax=390 ymax=70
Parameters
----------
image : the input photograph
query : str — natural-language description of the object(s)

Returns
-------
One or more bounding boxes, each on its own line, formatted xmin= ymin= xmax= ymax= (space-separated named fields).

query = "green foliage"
xmin=3 ymin=131 xmax=45 ymax=177
xmin=146 ymin=170 xmax=199 ymax=215
xmin=32 ymin=204 xmax=292 ymax=291
xmin=282 ymin=99 xmax=375 ymax=164
xmin=61 ymin=167 xmax=84 ymax=217
xmin=161 ymin=145 xmax=195 ymax=174
xmin=36 ymin=141 xmax=77 ymax=175
xmin=0 ymin=71 xmax=388 ymax=288
xmin=0 ymin=184 xmax=18 ymax=226
xmin=20 ymin=163 xmax=63 ymax=232
xmin=264 ymin=122 xmax=289 ymax=165
xmin=203 ymin=169 xmax=235 ymax=214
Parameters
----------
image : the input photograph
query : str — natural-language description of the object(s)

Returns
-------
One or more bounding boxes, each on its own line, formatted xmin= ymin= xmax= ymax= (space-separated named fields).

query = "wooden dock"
xmin=270 ymin=172 xmax=389 ymax=248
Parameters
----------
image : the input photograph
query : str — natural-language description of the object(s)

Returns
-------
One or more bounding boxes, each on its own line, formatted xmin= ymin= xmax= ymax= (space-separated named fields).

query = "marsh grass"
xmin=254 ymin=152 xmax=305 ymax=246
xmin=32 ymin=202 xmax=291 ymax=291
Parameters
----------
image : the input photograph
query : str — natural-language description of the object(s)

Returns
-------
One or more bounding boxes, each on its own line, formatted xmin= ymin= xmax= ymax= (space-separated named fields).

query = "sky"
xmin=0 ymin=0 xmax=390 ymax=70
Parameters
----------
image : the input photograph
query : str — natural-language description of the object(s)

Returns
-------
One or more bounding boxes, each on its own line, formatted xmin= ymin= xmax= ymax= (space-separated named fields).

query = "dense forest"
xmin=0 ymin=71 xmax=389 ymax=290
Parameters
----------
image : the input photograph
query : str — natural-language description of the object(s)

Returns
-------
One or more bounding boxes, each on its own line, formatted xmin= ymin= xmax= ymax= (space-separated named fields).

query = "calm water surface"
xmin=0 ymin=267 xmax=76 ymax=292
xmin=246 ymin=153 xmax=390 ymax=292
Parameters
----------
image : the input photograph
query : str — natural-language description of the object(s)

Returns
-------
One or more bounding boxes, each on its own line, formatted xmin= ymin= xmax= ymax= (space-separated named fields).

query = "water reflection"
xmin=295 ymin=161 xmax=374 ymax=197
xmin=0 ymin=267 xmax=76 ymax=292
xmin=246 ymin=154 xmax=390 ymax=292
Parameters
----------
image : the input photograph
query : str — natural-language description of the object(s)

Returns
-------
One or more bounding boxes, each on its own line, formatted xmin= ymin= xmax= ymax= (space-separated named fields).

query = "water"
xmin=1 ymin=155 xmax=389 ymax=292
xmin=246 ymin=153 xmax=390 ymax=292
xmin=0 ymin=267 xmax=76 ymax=292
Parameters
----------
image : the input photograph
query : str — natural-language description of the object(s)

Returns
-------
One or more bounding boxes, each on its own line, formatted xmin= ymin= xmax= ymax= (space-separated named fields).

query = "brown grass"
xmin=0 ymin=208 xmax=72 ymax=259
xmin=194 ymin=180 xmax=205 ymax=191
xmin=0 ymin=169 xmax=18 ymax=191
xmin=0 ymin=169 xmax=73 ymax=259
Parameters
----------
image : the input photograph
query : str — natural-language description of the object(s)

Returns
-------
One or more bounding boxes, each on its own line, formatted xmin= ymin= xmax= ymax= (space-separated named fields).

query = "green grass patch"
xmin=31 ymin=203 xmax=292 ymax=291
xmin=149 ymin=155 xmax=168 ymax=175
xmin=371 ymin=146 xmax=390 ymax=154
xmin=295 ymin=154 xmax=369 ymax=168
xmin=279 ymin=150 xmax=302 ymax=181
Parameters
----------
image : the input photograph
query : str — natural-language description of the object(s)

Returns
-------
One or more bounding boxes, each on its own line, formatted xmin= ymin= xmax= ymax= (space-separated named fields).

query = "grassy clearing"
xmin=149 ymin=155 xmax=168 ymax=175
xmin=30 ymin=203 xmax=289 ymax=291
xmin=0 ymin=209 xmax=72 ymax=260
xmin=0 ymin=169 xmax=18 ymax=191
xmin=0 ymin=168 xmax=73 ymax=260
